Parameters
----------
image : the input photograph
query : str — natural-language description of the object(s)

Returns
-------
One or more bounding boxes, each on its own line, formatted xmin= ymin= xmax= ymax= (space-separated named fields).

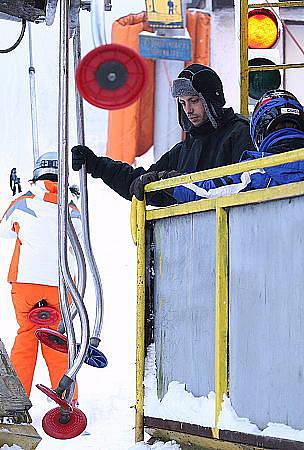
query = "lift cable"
xmin=0 ymin=19 xmax=26 ymax=53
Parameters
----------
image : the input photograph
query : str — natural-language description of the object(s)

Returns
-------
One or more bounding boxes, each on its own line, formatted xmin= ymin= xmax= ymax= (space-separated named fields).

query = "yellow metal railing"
xmin=133 ymin=147 xmax=304 ymax=440
xmin=240 ymin=0 xmax=304 ymax=116
xmin=146 ymin=147 xmax=304 ymax=191
xmin=135 ymin=198 xmax=146 ymax=442
xmin=215 ymin=207 xmax=229 ymax=432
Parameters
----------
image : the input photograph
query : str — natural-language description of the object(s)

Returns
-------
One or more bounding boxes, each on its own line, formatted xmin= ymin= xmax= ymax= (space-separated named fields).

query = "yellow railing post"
xmin=215 ymin=206 xmax=229 ymax=434
xmin=240 ymin=0 xmax=249 ymax=117
xmin=135 ymin=198 xmax=146 ymax=442
xmin=130 ymin=196 xmax=138 ymax=245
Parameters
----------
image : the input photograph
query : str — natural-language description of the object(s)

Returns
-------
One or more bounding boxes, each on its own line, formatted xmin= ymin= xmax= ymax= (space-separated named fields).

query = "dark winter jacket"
xmin=87 ymin=107 xmax=254 ymax=206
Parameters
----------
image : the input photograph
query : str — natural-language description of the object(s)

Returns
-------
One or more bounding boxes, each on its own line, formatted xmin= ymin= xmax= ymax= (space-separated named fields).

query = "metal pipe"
xmin=135 ymin=198 xmax=146 ymax=443
xmin=57 ymin=218 xmax=87 ymax=335
xmin=249 ymin=62 xmax=304 ymax=71
xmin=28 ymin=22 xmax=39 ymax=162
xmin=240 ymin=0 xmax=249 ymax=117
xmin=58 ymin=274 xmax=76 ymax=403
xmin=90 ymin=0 xmax=107 ymax=47
xmin=215 ymin=207 xmax=229 ymax=431
xmin=73 ymin=24 xmax=104 ymax=347
xmin=57 ymin=219 xmax=86 ymax=333
xmin=249 ymin=1 xmax=304 ymax=7
xmin=58 ymin=0 xmax=89 ymax=381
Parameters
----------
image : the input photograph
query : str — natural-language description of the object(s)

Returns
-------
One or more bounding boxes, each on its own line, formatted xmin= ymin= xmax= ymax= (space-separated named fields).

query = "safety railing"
xmin=132 ymin=146 xmax=304 ymax=442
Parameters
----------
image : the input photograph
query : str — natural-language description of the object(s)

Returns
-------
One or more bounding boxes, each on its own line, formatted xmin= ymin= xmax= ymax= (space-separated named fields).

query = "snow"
xmin=0 ymin=446 xmax=22 ymax=450
xmin=219 ymin=395 xmax=304 ymax=443
xmin=130 ymin=442 xmax=181 ymax=449
xmin=144 ymin=344 xmax=215 ymax=427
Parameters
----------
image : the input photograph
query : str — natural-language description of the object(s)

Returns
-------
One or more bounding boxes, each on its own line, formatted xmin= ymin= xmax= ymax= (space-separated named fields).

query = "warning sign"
xmin=145 ymin=0 xmax=184 ymax=29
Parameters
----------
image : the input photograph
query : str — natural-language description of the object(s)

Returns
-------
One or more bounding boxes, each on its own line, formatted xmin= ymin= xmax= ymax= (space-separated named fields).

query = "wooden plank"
xmin=144 ymin=417 xmax=304 ymax=450
xmin=0 ymin=339 xmax=32 ymax=416
xmin=0 ymin=424 xmax=41 ymax=450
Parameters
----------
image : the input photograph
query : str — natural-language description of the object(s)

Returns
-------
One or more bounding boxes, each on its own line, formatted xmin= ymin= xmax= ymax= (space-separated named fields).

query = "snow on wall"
xmin=144 ymin=344 xmax=216 ymax=427
xmin=219 ymin=395 xmax=304 ymax=442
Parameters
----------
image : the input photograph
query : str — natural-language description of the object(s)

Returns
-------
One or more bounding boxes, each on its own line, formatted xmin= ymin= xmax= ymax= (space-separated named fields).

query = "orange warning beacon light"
xmin=76 ymin=43 xmax=148 ymax=110
xmin=248 ymin=8 xmax=279 ymax=49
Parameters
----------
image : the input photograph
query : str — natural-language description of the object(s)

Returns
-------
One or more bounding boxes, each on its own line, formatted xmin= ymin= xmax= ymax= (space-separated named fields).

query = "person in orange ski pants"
xmin=0 ymin=152 xmax=80 ymax=400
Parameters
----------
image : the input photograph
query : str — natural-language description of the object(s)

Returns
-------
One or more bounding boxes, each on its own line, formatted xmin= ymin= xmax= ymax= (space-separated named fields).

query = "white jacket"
xmin=0 ymin=180 xmax=81 ymax=286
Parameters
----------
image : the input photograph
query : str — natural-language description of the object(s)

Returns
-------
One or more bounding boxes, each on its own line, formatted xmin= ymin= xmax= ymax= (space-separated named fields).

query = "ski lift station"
xmin=1 ymin=0 xmax=304 ymax=449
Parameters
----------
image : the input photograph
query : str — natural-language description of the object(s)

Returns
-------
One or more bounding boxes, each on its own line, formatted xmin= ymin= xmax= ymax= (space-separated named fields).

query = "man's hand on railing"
xmin=129 ymin=172 xmax=160 ymax=201
xmin=130 ymin=170 xmax=182 ymax=201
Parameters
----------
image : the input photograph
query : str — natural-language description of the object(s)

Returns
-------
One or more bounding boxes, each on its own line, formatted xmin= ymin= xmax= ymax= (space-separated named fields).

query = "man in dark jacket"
xmin=71 ymin=64 xmax=254 ymax=206
xmin=171 ymin=89 xmax=304 ymax=203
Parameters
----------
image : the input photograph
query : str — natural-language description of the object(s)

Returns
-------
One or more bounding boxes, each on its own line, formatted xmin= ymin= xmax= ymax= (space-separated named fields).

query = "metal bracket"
xmin=104 ymin=0 xmax=112 ymax=11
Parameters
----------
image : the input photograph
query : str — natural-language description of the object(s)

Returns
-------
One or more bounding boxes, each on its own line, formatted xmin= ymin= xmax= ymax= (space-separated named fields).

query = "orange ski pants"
xmin=10 ymin=282 xmax=78 ymax=400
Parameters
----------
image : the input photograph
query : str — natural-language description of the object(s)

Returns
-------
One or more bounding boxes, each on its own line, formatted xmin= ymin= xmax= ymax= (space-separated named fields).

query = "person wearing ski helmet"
xmin=0 ymin=152 xmax=81 ymax=400
xmin=170 ymin=89 xmax=304 ymax=203
xmin=250 ymin=89 xmax=304 ymax=153
xmin=71 ymin=64 xmax=254 ymax=206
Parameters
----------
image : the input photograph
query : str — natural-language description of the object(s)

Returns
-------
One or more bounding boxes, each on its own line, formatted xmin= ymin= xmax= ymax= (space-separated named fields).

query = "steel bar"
xmin=58 ymin=0 xmax=89 ymax=382
xmin=73 ymin=24 xmax=104 ymax=347
xmin=28 ymin=23 xmax=39 ymax=162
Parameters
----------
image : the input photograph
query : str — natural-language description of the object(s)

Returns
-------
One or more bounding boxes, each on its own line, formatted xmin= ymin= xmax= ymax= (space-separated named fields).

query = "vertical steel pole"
xmin=215 ymin=206 xmax=229 ymax=434
xmin=58 ymin=0 xmax=77 ymax=391
xmin=28 ymin=22 xmax=39 ymax=162
xmin=58 ymin=0 xmax=90 ymax=386
xmin=73 ymin=25 xmax=104 ymax=347
xmin=91 ymin=0 xmax=107 ymax=46
xmin=240 ymin=0 xmax=249 ymax=117
xmin=153 ymin=0 xmax=187 ymax=161
xmin=135 ymin=198 xmax=146 ymax=443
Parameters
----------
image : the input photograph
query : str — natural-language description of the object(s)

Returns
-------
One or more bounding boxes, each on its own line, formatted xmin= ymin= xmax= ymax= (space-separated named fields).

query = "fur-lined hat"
xmin=171 ymin=64 xmax=226 ymax=130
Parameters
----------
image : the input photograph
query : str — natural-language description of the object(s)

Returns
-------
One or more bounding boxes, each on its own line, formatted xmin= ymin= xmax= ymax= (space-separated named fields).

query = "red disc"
xmin=42 ymin=407 xmax=87 ymax=439
xmin=35 ymin=328 xmax=68 ymax=353
xmin=28 ymin=306 xmax=60 ymax=326
xmin=36 ymin=384 xmax=73 ymax=412
xmin=76 ymin=43 xmax=148 ymax=110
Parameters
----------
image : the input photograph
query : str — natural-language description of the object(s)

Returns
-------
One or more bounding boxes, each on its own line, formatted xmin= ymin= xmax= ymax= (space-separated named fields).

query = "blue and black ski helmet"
xmin=250 ymin=89 xmax=304 ymax=149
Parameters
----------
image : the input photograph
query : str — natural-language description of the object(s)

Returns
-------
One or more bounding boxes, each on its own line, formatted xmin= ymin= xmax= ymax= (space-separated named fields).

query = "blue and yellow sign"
xmin=145 ymin=0 xmax=183 ymax=29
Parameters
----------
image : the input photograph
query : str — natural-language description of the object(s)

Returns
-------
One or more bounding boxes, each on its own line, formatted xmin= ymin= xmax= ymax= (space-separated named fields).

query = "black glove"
xmin=129 ymin=171 xmax=160 ymax=201
xmin=71 ymin=145 xmax=98 ymax=172
xmin=158 ymin=170 xmax=182 ymax=179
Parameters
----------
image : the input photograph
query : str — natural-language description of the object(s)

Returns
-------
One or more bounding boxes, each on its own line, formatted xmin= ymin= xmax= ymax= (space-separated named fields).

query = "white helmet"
xmin=33 ymin=152 xmax=58 ymax=181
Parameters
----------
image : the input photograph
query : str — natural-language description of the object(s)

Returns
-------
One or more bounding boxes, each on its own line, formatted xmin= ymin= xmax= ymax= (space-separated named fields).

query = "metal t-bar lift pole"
xmin=56 ymin=1 xmax=104 ymax=351
xmin=57 ymin=0 xmax=89 ymax=401
xmin=73 ymin=18 xmax=104 ymax=348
